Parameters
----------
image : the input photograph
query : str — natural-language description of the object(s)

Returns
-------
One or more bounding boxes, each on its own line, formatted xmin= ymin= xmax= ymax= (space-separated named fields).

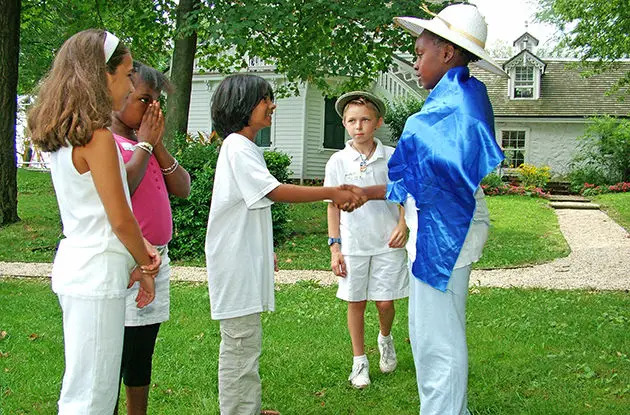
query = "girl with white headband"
xmin=27 ymin=29 xmax=160 ymax=414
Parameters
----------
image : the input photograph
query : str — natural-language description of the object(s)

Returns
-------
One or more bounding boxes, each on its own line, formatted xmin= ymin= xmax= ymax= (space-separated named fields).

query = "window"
xmin=254 ymin=127 xmax=271 ymax=147
xmin=513 ymin=66 xmax=534 ymax=98
xmin=501 ymin=130 xmax=526 ymax=168
xmin=323 ymin=97 xmax=346 ymax=149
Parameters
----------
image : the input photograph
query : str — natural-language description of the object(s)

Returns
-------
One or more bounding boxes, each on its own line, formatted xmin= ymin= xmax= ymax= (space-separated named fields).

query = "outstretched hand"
xmin=333 ymin=184 xmax=367 ymax=212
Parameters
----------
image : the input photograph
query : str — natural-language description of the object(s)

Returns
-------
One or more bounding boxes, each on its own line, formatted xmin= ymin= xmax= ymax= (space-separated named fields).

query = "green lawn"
xmin=1 ymin=169 xmax=570 ymax=269
xmin=594 ymin=192 xmax=630 ymax=231
xmin=1 ymin=278 xmax=628 ymax=414
xmin=0 ymin=169 xmax=61 ymax=263
xmin=274 ymin=196 xmax=570 ymax=270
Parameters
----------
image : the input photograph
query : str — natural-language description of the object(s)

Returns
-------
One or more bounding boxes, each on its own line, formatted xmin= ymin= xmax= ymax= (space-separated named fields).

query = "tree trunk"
xmin=0 ymin=0 xmax=21 ymax=226
xmin=164 ymin=0 xmax=199 ymax=148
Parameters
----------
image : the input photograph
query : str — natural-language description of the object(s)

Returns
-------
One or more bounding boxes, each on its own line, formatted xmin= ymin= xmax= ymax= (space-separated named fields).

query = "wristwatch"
xmin=327 ymin=237 xmax=342 ymax=246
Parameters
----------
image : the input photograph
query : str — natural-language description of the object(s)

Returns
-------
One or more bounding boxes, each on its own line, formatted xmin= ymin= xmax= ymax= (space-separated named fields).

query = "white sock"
xmin=378 ymin=332 xmax=392 ymax=343
xmin=353 ymin=354 xmax=368 ymax=365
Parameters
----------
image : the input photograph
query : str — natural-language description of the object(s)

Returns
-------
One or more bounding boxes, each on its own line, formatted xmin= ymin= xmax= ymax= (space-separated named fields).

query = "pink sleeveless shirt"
xmin=113 ymin=134 xmax=173 ymax=246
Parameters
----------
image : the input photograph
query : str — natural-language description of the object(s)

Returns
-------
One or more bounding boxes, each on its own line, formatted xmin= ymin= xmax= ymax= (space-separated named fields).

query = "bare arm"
xmin=361 ymin=184 xmax=387 ymax=200
xmin=388 ymin=205 xmax=408 ymax=248
xmin=124 ymin=148 xmax=152 ymax=194
xmin=79 ymin=129 xmax=155 ymax=268
xmin=153 ymin=142 xmax=191 ymax=198
xmin=267 ymin=184 xmax=364 ymax=209
xmin=327 ymin=202 xmax=346 ymax=277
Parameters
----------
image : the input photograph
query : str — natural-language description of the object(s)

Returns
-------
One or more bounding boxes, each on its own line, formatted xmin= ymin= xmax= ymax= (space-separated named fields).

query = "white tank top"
xmin=50 ymin=144 xmax=134 ymax=298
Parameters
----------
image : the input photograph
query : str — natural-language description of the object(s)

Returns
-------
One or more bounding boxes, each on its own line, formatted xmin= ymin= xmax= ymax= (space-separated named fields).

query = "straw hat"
xmin=394 ymin=3 xmax=508 ymax=78
xmin=335 ymin=91 xmax=387 ymax=118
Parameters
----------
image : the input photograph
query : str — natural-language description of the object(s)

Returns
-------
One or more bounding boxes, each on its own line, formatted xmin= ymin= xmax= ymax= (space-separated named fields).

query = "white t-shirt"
xmin=324 ymin=138 xmax=403 ymax=256
xmin=205 ymin=133 xmax=281 ymax=320
xmin=404 ymin=186 xmax=490 ymax=268
xmin=50 ymin=145 xmax=135 ymax=299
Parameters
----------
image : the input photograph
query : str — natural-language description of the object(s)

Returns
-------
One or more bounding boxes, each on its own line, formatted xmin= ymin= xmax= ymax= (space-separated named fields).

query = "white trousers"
xmin=57 ymin=295 xmax=126 ymax=415
xmin=218 ymin=313 xmax=262 ymax=415
xmin=409 ymin=265 xmax=472 ymax=415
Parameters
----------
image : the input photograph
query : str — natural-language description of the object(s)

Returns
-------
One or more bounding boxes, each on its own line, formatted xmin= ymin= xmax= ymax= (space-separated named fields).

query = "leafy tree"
xmin=384 ymin=96 xmax=425 ymax=143
xmin=537 ymin=0 xmax=630 ymax=95
xmin=19 ymin=0 xmax=175 ymax=94
xmin=164 ymin=0 xmax=199 ymax=147
xmin=1 ymin=0 xmax=20 ymax=225
xmin=195 ymin=0 xmax=434 ymax=96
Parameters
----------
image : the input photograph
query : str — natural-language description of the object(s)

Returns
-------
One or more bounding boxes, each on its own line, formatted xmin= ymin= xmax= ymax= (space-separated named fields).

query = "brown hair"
xmin=342 ymin=97 xmax=382 ymax=118
xmin=27 ymin=29 xmax=129 ymax=152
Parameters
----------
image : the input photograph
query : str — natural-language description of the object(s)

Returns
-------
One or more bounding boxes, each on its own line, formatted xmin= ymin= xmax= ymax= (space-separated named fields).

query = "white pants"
xmin=218 ymin=313 xmax=262 ymax=415
xmin=409 ymin=265 xmax=472 ymax=415
xmin=57 ymin=295 xmax=126 ymax=415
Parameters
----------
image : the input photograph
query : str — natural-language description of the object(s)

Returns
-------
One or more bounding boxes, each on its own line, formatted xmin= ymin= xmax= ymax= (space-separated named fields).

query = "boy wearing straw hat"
xmin=325 ymin=91 xmax=409 ymax=389
xmin=351 ymin=3 xmax=506 ymax=414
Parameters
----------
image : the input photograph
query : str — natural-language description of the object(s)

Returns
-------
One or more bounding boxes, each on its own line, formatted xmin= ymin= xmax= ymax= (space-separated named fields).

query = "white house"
xmin=186 ymin=32 xmax=630 ymax=179
xmin=471 ymin=32 xmax=630 ymax=175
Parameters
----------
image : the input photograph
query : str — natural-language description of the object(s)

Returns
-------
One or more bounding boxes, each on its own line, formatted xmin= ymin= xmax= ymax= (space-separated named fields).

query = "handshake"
xmin=332 ymin=184 xmax=370 ymax=212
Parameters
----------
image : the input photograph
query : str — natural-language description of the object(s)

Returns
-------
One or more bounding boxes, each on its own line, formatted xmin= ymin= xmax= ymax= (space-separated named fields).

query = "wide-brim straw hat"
xmin=394 ymin=3 xmax=508 ymax=78
xmin=335 ymin=91 xmax=387 ymax=118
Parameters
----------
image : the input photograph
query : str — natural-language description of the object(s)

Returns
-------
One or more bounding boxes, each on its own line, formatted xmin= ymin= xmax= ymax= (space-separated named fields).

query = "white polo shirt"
xmin=324 ymin=138 xmax=403 ymax=256
xmin=205 ymin=133 xmax=281 ymax=320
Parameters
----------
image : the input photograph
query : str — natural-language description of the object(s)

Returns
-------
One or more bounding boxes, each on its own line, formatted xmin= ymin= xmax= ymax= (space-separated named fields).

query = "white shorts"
xmin=336 ymin=250 xmax=409 ymax=302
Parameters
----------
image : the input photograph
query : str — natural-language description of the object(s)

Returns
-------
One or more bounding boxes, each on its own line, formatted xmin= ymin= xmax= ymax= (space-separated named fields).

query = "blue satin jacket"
xmin=386 ymin=66 xmax=504 ymax=291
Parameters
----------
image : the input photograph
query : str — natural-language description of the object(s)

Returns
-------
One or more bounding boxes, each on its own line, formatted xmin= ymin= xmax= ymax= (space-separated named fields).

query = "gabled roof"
xmin=471 ymin=60 xmax=630 ymax=118
xmin=503 ymin=49 xmax=546 ymax=73
xmin=512 ymin=32 xmax=539 ymax=48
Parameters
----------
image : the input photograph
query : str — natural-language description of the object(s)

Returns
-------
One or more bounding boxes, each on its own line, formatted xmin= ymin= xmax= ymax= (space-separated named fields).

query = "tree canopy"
xmin=20 ymin=0 xmax=435 ymax=96
xmin=19 ymin=0 xmax=175 ymax=94
xmin=537 ymin=0 xmax=630 ymax=95
xmin=194 ymin=0 xmax=430 ymax=96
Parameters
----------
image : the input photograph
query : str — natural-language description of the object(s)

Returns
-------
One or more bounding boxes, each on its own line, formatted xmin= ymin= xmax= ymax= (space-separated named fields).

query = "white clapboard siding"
xmin=271 ymin=87 xmax=306 ymax=180
xmin=187 ymin=79 xmax=213 ymax=135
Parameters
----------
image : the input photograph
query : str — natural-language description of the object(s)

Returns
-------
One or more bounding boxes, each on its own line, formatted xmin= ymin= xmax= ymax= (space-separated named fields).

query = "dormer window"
xmin=503 ymin=31 xmax=546 ymax=100
xmin=514 ymin=66 xmax=535 ymax=98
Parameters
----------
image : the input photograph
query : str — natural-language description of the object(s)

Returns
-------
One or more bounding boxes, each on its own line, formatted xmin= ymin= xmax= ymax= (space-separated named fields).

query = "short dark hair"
xmin=426 ymin=31 xmax=480 ymax=64
xmin=132 ymin=61 xmax=173 ymax=95
xmin=211 ymin=74 xmax=275 ymax=138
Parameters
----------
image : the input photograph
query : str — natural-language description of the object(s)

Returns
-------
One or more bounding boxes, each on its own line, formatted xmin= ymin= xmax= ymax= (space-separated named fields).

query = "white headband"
xmin=103 ymin=31 xmax=120 ymax=63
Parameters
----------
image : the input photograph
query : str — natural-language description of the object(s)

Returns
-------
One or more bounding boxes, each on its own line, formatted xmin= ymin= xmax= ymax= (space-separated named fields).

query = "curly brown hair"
xmin=27 ymin=29 xmax=129 ymax=152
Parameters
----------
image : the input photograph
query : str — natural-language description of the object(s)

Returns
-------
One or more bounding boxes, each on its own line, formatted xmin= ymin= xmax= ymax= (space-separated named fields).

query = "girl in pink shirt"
xmin=111 ymin=61 xmax=191 ymax=415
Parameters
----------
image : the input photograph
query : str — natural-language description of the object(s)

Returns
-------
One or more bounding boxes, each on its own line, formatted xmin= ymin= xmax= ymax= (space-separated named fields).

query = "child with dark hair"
xmin=352 ymin=4 xmax=506 ymax=414
xmin=110 ymin=61 xmax=191 ymax=415
xmin=205 ymin=74 xmax=365 ymax=414
xmin=27 ymin=29 xmax=159 ymax=414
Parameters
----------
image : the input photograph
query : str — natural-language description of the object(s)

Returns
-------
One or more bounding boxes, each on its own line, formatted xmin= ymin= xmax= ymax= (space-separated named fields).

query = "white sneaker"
xmin=378 ymin=334 xmax=397 ymax=373
xmin=348 ymin=360 xmax=370 ymax=389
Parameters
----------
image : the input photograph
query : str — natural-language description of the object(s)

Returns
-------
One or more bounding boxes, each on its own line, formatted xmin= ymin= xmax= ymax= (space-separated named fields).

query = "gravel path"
xmin=2 ymin=209 xmax=629 ymax=290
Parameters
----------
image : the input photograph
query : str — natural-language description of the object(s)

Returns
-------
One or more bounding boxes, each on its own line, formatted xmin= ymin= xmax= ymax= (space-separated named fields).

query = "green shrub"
xmin=517 ymin=163 xmax=551 ymax=189
xmin=168 ymin=132 xmax=220 ymax=260
xmin=263 ymin=150 xmax=292 ymax=244
xmin=568 ymin=166 xmax=611 ymax=193
xmin=384 ymin=96 xmax=425 ymax=143
xmin=168 ymin=132 xmax=293 ymax=261
xmin=481 ymin=172 xmax=504 ymax=191
xmin=569 ymin=116 xmax=630 ymax=192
